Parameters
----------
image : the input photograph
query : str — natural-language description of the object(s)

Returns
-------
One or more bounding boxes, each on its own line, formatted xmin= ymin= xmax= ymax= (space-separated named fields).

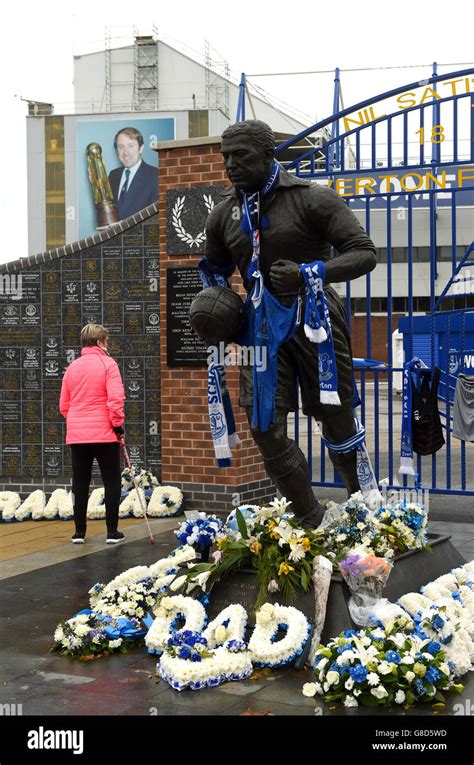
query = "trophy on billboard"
xmin=86 ymin=143 xmax=119 ymax=229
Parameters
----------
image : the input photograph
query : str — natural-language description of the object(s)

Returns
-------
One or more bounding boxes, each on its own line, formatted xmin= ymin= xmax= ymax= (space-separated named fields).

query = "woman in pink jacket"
xmin=60 ymin=323 xmax=126 ymax=545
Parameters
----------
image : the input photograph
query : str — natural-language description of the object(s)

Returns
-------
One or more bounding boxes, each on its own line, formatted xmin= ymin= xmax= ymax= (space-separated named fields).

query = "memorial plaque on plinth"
xmin=166 ymin=266 xmax=208 ymax=367
xmin=23 ymin=423 xmax=40 ymax=444
xmin=166 ymin=187 xmax=224 ymax=255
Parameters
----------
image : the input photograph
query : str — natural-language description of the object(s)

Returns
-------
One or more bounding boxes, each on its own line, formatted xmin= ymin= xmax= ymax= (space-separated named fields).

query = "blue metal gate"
xmin=240 ymin=66 xmax=474 ymax=495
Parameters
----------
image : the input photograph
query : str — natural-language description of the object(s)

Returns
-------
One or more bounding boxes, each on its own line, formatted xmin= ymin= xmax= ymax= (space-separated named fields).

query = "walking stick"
xmin=119 ymin=436 xmax=156 ymax=544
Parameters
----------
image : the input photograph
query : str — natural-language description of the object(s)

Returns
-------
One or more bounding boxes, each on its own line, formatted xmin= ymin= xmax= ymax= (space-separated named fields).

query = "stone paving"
xmin=0 ymin=517 xmax=473 ymax=718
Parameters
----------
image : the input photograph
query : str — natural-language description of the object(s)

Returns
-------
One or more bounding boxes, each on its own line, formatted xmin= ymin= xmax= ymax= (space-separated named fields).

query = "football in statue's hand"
xmin=189 ymin=286 xmax=247 ymax=345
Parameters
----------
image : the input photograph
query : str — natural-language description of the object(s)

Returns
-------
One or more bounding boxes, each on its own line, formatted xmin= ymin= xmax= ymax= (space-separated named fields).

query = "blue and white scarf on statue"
xmin=198 ymin=257 xmax=240 ymax=467
xmin=240 ymin=161 xmax=306 ymax=431
xmin=318 ymin=415 xmax=380 ymax=498
xmin=300 ymin=260 xmax=341 ymax=406
xmin=399 ymin=356 xmax=428 ymax=475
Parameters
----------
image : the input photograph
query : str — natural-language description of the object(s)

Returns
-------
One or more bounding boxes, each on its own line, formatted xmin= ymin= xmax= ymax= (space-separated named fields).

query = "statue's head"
xmin=221 ymin=120 xmax=275 ymax=193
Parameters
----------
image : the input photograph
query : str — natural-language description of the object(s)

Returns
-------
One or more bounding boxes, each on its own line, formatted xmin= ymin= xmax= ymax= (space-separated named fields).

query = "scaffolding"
xmin=104 ymin=25 xmax=159 ymax=112
xmin=204 ymin=40 xmax=230 ymax=119
xmin=133 ymin=26 xmax=159 ymax=111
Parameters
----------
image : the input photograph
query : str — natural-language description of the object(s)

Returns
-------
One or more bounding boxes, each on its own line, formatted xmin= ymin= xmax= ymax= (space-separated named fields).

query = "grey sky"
xmin=0 ymin=0 xmax=470 ymax=263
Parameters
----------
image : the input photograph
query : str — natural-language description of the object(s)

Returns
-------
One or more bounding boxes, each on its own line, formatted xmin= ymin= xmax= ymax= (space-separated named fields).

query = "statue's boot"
xmin=263 ymin=445 xmax=326 ymax=529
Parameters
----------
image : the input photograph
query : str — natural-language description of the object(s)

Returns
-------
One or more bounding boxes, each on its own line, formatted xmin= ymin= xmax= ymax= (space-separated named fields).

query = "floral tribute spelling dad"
xmin=51 ymin=492 xmax=474 ymax=706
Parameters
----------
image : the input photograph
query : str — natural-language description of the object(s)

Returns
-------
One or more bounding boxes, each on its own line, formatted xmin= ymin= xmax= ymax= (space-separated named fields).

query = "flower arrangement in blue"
xmin=166 ymin=631 xmax=211 ymax=662
xmin=175 ymin=513 xmax=223 ymax=549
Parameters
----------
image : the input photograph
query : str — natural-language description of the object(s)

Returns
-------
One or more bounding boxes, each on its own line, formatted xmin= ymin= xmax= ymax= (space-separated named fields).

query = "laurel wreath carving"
xmin=171 ymin=194 xmax=215 ymax=248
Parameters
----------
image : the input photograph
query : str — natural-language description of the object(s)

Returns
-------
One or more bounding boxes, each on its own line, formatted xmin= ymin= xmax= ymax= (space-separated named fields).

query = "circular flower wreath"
xmin=248 ymin=603 xmax=311 ymax=668
xmin=147 ymin=486 xmax=184 ymax=518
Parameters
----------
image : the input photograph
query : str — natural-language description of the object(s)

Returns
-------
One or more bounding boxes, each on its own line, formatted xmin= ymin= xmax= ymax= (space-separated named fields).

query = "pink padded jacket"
xmin=59 ymin=346 xmax=126 ymax=444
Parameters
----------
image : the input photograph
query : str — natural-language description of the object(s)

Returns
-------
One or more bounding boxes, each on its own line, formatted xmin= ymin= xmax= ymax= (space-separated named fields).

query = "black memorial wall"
xmin=0 ymin=205 xmax=161 ymax=488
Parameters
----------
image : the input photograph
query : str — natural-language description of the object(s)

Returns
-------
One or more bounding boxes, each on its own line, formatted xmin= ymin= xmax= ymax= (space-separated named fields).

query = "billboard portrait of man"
xmin=108 ymin=127 xmax=159 ymax=219
xmin=76 ymin=117 xmax=174 ymax=239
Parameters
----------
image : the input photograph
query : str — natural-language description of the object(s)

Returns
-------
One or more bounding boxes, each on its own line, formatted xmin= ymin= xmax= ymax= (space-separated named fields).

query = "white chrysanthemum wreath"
xmin=202 ymin=604 xmax=248 ymax=648
xmin=44 ymin=489 xmax=69 ymax=520
xmin=87 ymin=488 xmax=105 ymax=520
xmin=147 ymin=486 xmax=184 ymax=518
xmin=0 ymin=491 xmax=21 ymax=521
xmin=145 ymin=595 xmax=207 ymax=655
xmin=16 ymin=490 xmax=46 ymax=522
xmin=248 ymin=602 xmax=311 ymax=668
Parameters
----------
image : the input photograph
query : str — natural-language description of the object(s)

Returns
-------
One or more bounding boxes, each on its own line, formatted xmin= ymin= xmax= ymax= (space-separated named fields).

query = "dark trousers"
xmin=70 ymin=443 xmax=121 ymax=534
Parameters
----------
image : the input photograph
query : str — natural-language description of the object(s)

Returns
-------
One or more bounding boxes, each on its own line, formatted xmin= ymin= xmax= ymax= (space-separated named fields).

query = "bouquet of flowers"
xmin=310 ymin=624 xmax=462 ymax=708
xmin=339 ymin=549 xmax=393 ymax=626
xmin=91 ymin=576 xmax=164 ymax=621
xmin=51 ymin=611 xmax=146 ymax=657
xmin=169 ymin=500 xmax=327 ymax=608
xmin=374 ymin=500 xmax=429 ymax=555
xmin=121 ymin=467 xmax=159 ymax=493
xmin=175 ymin=513 xmax=224 ymax=560
xmin=321 ymin=492 xmax=429 ymax=563
xmin=320 ymin=493 xmax=394 ymax=563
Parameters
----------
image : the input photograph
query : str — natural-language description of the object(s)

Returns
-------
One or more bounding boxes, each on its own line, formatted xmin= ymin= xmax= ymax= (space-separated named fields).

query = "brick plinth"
xmin=158 ymin=138 xmax=276 ymax=513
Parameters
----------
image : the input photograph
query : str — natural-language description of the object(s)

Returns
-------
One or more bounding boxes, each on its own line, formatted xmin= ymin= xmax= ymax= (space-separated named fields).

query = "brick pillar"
xmin=158 ymin=137 xmax=275 ymax=514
